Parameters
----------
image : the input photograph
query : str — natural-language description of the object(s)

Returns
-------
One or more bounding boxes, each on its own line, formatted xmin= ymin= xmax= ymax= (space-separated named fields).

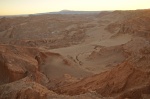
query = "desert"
xmin=0 ymin=9 xmax=150 ymax=99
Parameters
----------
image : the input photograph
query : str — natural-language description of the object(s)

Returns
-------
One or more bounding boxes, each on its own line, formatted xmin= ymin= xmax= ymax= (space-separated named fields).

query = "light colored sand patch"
xmin=50 ymin=33 xmax=131 ymax=74
xmin=92 ymin=34 xmax=132 ymax=47
xmin=39 ymin=53 xmax=92 ymax=81
xmin=51 ymin=44 xmax=94 ymax=57
xmin=84 ymin=27 xmax=112 ymax=44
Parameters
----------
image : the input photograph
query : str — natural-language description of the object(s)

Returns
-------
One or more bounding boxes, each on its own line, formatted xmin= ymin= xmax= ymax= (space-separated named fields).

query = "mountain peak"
xmin=59 ymin=10 xmax=73 ymax=12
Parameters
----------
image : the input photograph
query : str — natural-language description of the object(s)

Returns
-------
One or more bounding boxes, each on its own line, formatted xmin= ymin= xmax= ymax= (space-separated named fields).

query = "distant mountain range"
xmin=0 ymin=10 xmax=111 ymax=17
xmin=47 ymin=10 xmax=102 ymax=14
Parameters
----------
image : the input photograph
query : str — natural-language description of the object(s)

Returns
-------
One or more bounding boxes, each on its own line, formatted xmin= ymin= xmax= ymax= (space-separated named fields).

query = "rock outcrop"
xmin=1 ymin=9 xmax=150 ymax=99
xmin=55 ymin=38 xmax=150 ymax=99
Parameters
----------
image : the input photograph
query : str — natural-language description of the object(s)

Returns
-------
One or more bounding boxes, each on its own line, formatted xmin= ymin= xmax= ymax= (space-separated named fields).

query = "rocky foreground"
xmin=0 ymin=10 xmax=150 ymax=99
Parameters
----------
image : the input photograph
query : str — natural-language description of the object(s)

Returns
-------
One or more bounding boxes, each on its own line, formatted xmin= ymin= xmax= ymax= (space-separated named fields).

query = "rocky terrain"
xmin=0 ymin=9 xmax=150 ymax=99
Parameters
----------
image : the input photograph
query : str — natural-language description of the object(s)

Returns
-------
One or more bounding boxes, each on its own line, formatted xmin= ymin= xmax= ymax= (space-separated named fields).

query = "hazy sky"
xmin=0 ymin=0 xmax=149 ymax=15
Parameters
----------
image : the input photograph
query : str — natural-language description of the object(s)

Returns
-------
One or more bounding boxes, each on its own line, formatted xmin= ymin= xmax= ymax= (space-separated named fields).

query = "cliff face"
xmin=0 ymin=45 xmax=92 ymax=99
xmin=55 ymin=38 xmax=150 ymax=99
xmin=105 ymin=10 xmax=150 ymax=39
xmin=0 ymin=10 xmax=150 ymax=99
xmin=0 ymin=77 xmax=56 ymax=99
xmin=0 ymin=45 xmax=34 ymax=85
xmin=0 ymin=45 xmax=52 ymax=99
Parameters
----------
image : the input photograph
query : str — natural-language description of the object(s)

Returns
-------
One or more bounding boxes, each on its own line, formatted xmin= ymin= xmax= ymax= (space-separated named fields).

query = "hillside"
xmin=0 ymin=10 xmax=150 ymax=99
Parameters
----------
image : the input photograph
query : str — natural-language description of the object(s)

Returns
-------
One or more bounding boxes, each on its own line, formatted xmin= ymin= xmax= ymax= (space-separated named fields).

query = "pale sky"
xmin=0 ymin=0 xmax=149 ymax=15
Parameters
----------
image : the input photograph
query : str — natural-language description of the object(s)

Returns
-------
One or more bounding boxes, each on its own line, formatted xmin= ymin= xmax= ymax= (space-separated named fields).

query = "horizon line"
xmin=0 ymin=8 xmax=149 ymax=16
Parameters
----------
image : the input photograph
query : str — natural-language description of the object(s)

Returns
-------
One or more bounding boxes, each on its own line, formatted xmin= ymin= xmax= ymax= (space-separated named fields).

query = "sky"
xmin=0 ymin=0 xmax=149 ymax=15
